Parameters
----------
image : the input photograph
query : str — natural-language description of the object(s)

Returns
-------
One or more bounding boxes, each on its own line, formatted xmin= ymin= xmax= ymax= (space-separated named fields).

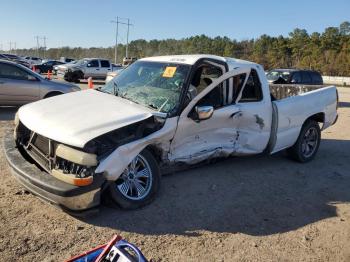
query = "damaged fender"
xmin=95 ymin=117 xmax=178 ymax=180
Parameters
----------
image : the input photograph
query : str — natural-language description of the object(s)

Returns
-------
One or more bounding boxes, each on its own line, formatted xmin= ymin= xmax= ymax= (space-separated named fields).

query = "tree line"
xmin=15 ymin=21 xmax=350 ymax=76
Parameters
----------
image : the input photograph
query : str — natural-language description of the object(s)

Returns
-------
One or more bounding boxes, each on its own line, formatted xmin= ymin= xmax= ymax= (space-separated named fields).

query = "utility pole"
xmin=41 ymin=36 xmax=47 ymax=58
xmin=126 ymin=18 xmax=132 ymax=58
xmin=8 ymin=42 xmax=12 ymax=53
xmin=110 ymin=17 xmax=133 ymax=63
xmin=34 ymin=36 xmax=40 ymax=57
xmin=110 ymin=17 xmax=119 ymax=64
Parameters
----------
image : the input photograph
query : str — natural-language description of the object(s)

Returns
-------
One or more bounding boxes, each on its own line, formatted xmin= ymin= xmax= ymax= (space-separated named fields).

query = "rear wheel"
xmin=108 ymin=149 xmax=161 ymax=209
xmin=287 ymin=120 xmax=321 ymax=163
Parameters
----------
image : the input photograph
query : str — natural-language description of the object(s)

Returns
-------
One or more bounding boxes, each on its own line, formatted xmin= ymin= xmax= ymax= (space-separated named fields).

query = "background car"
xmin=0 ymin=53 xmax=31 ymax=68
xmin=267 ymin=69 xmax=323 ymax=85
xmin=23 ymin=56 xmax=42 ymax=66
xmin=0 ymin=60 xmax=80 ymax=105
xmin=34 ymin=60 xmax=65 ymax=74
xmin=58 ymin=58 xmax=113 ymax=82
xmin=60 ymin=57 xmax=75 ymax=63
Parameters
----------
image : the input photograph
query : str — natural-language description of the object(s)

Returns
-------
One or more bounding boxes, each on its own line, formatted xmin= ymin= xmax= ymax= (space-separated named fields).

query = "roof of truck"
xmin=140 ymin=54 xmax=259 ymax=69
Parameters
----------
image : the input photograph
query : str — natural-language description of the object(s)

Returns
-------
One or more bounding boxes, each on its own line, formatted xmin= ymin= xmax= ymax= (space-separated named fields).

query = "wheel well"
xmin=304 ymin=112 xmax=325 ymax=127
xmin=144 ymin=145 xmax=163 ymax=163
xmin=44 ymin=91 xmax=63 ymax=98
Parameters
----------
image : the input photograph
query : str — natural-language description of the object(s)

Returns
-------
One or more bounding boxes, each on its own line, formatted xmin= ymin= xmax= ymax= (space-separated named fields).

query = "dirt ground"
xmin=0 ymin=87 xmax=349 ymax=262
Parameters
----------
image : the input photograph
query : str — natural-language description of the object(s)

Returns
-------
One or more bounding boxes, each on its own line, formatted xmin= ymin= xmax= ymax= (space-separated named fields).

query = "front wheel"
xmin=108 ymin=149 xmax=161 ymax=209
xmin=287 ymin=120 xmax=321 ymax=163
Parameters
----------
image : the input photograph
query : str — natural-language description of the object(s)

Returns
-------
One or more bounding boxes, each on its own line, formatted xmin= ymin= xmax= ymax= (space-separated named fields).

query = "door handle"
xmin=230 ymin=111 xmax=242 ymax=118
xmin=96 ymin=68 xmax=100 ymax=70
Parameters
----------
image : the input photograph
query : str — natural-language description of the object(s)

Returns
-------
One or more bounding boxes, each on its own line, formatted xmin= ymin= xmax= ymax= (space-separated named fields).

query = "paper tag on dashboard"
xmin=162 ymin=67 xmax=177 ymax=78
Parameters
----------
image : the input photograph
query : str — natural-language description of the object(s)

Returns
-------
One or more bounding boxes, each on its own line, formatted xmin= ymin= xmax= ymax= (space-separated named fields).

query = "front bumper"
xmin=3 ymin=131 xmax=106 ymax=214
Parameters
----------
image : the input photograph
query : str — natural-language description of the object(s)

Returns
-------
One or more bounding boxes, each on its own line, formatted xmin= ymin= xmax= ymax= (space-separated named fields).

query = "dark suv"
xmin=266 ymin=69 xmax=323 ymax=85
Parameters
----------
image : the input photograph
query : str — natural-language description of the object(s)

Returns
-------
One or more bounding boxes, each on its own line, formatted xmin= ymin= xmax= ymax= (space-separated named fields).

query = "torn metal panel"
xmin=95 ymin=117 xmax=178 ymax=180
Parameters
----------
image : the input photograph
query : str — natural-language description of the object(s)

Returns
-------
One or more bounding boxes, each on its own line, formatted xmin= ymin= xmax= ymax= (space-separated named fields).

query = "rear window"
xmin=88 ymin=60 xmax=99 ymax=67
xmin=310 ymin=72 xmax=323 ymax=84
xmin=291 ymin=72 xmax=302 ymax=83
xmin=301 ymin=71 xmax=312 ymax=83
xmin=239 ymin=69 xmax=263 ymax=102
xmin=100 ymin=60 xmax=110 ymax=68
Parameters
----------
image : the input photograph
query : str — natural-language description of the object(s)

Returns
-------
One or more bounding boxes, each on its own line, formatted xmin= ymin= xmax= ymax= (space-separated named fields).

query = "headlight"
xmin=56 ymin=144 xmax=97 ymax=166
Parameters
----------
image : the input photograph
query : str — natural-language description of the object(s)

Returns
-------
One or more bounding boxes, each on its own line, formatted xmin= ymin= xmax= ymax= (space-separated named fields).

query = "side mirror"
xmin=195 ymin=105 xmax=214 ymax=121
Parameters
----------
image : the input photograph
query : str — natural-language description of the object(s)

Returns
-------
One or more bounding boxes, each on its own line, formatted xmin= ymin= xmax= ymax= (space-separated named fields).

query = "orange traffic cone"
xmin=47 ymin=70 xmax=51 ymax=80
xmin=88 ymin=77 xmax=94 ymax=89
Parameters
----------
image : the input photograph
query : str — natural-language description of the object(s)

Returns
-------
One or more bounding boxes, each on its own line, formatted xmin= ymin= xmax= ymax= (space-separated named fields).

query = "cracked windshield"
xmin=102 ymin=61 xmax=190 ymax=113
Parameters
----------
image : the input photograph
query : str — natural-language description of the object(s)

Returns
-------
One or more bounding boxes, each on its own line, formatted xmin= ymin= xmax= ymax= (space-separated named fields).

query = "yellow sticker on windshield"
xmin=162 ymin=66 xmax=177 ymax=78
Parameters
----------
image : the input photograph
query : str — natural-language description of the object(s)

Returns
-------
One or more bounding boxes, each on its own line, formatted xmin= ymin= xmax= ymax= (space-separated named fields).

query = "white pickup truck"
xmin=57 ymin=58 xmax=112 ymax=82
xmin=4 ymin=55 xmax=338 ymax=213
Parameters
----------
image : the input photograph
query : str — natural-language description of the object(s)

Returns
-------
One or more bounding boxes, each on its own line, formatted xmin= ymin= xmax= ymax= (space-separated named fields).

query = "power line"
xmin=110 ymin=16 xmax=133 ymax=63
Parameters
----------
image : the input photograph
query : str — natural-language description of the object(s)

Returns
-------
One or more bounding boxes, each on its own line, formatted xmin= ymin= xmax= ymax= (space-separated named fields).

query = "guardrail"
xmin=322 ymin=76 xmax=350 ymax=86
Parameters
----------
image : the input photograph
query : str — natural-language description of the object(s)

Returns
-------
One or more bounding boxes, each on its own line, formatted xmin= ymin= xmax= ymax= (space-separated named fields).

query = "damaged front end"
xmin=15 ymin=120 xmax=98 ymax=187
xmin=6 ymin=113 xmax=165 ymax=212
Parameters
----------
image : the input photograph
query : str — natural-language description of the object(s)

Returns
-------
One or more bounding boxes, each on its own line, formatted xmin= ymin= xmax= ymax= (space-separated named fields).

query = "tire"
xmin=287 ymin=120 xmax=321 ymax=163
xmin=108 ymin=149 xmax=161 ymax=209
xmin=64 ymin=72 xmax=73 ymax=82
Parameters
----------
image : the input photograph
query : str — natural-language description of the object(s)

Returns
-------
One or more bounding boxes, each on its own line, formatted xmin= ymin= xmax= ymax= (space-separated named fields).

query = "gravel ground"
xmin=0 ymin=87 xmax=349 ymax=261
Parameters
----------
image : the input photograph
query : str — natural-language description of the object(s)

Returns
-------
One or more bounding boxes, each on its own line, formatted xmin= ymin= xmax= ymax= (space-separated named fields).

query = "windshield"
xmin=101 ymin=61 xmax=190 ymax=113
xmin=266 ymin=70 xmax=290 ymax=81
xmin=74 ymin=59 xmax=88 ymax=66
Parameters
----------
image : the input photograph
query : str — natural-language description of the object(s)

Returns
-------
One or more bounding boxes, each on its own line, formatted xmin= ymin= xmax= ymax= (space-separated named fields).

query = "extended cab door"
xmin=169 ymin=68 xmax=251 ymax=163
xmin=233 ymin=67 xmax=272 ymax=154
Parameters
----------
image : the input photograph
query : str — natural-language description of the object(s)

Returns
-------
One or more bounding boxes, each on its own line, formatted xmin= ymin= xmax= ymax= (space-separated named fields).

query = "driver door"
xmin=169 ymin=68 xmax=250 ymax=163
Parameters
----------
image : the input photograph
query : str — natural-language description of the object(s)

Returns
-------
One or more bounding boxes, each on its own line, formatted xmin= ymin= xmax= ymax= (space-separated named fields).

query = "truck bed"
xmin=269 ymin=84 xmax=338 ymax=154
xmin=269 ymin=84 xmax=330 ymax=100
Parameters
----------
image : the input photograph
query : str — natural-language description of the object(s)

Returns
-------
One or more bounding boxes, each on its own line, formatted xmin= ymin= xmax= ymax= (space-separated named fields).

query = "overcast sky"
xmin=0 ymin=0 xmax=349 ymax=50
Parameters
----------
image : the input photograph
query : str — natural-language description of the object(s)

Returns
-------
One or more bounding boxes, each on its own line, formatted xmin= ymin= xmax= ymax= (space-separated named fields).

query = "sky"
xmin=0 ymin=0 xmax=349 ymax=50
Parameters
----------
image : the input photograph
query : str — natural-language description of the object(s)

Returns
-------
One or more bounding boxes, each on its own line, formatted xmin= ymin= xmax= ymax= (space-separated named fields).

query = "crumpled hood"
xmin=18 ymin=89 xmax=154 ymax=148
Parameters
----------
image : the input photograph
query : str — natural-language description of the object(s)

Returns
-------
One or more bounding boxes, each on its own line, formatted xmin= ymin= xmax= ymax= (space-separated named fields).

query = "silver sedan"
xmin=0 ymin=59 xmax=80 ymax=106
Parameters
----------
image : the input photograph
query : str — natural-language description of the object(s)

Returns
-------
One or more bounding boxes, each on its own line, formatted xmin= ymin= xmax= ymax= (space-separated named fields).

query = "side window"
xmin=87 ymin=60 xmax=99 ymax=67
xmin=191 ymin=64 xmax=222 ymax=95
xmin=238 ymin=70 xmax=263 ymax=102
xmin=301 ymin=71 xmax=312 ymax=83
xmin=311 ymin=72 xmax=323 ymax=84
xmin=0 ymin=63 xmax=31 ymax=80
xmin=196 ymin=73 xmax=246 ymax=109
xmin=100 ymin=60 xmax=110 ymax=68
xmin=196 ymin=83 xmax=224 ymax=109
xmin=291 ymin=72 xmax=301 ymax=83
